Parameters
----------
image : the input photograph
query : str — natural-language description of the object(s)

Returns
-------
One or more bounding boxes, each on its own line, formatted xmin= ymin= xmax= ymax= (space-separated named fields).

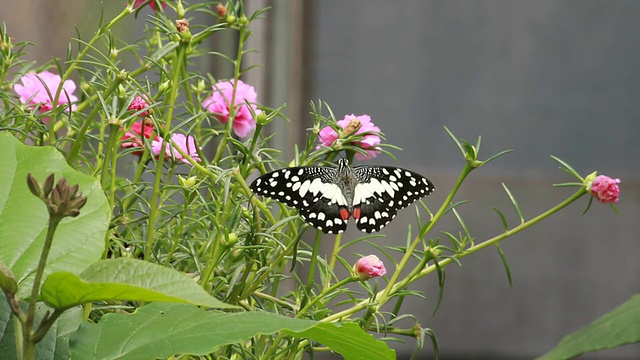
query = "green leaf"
xmin=0 ymin=133 xmax=110 ymax=298
xmin=42 ymin=258 xmax=239 ymax=310
xmin=0 ymin=300 xmax=82 ymax=359
xmin=70 ymin=302 xmax=395 ymax=360
xmin=538 ymin=295 xmax=640 ymax=360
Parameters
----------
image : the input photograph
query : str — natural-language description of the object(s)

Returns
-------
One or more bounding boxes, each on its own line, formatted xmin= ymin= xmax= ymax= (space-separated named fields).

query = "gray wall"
xmin=311 ymin=1 xmax=640 ymax=358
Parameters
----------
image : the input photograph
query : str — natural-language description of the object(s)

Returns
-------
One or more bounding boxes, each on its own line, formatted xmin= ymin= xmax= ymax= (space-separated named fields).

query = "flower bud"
xmin=158 ymin=80 xmax=171 ymax=93
xmin=226 ymin=15 xmax=236 ymax=25
xmin=178 ymin=175 xmax=198 ymax=188
xmin=216 ymin=4 xmax=227 ymax=17
xmin=239 ymin=15 xmax=249 ymax=27
xmin=587 ymin=175 xmax=621 ymax=204
xmin=256 ymin=111 xmax=268 ymax=125
xmin=26 ymin=173 xmax=43 ymax=198
xmin=353 ymin=255 xmax=387 ymax=281
xmin=222 ymin=232 xmax=238 ymax=247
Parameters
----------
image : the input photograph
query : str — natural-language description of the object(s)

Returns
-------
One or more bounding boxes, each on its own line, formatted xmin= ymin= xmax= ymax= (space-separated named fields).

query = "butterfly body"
xmin=250 ymin=158 xmax=434 ymax=234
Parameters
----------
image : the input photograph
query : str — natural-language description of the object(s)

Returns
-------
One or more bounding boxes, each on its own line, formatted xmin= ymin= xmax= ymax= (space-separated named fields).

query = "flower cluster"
xmin=202 ymin=79 xmax=261 ymax=138
xmin=13 ymin=71 xmax=78 ymax=124
xmin=318 ymin=114 xmax=381 ymax=160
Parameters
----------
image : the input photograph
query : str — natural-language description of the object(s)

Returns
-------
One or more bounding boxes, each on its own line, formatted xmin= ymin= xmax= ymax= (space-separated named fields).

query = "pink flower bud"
xmin=354 ymin=255 xmax=387 ymax=281
xmin=128 ymin=95 xmax=151 ymax=117
xmin=587 ymin=175 xmax=621 ymax=204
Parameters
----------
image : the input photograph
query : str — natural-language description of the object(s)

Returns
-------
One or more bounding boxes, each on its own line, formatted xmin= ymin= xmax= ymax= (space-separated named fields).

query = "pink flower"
xmin=132 ymin=0 xmax=166 ymax=11
xmin=128 ymin=95 xmax=151 ymax=117
xmin=202 ymin=79 xmax=261 ymax=138
xmin=121 ymin=120 xmax=158 ymax=156
xmin=588 ymin=175 xmax=621 ymax=204
xmin=13 ymin=71 xmax=78 ymax=124
xmin=317 ymin=114 xmax=381 ymax=160
xmin=354 ymin=255 xmax=387 ymax=281
xmin=151 ymin=133 xmax=201 ymax=164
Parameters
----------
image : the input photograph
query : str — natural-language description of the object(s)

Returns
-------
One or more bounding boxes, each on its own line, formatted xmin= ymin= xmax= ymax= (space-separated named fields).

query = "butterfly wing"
xmin=249 ymin=166 xmax=348 ymax=234
xmin=352 ymin=166 xmax=435 ymax=233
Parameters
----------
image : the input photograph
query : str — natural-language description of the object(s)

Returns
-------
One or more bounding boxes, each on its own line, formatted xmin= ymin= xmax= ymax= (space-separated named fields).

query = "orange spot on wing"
xmin=340 ymin=207 xmax=351 ymax=220
xmin=352 ymin=206 xmax=361 ymax=219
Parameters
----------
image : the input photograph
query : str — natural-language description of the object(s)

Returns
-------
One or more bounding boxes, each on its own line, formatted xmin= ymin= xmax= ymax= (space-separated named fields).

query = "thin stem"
xmin=377 ymin=164 xmax=473 ymax=303
xmin=323 ymin=186 xmax=587 ymax=323
xmin=144 ymin=43 xmax=187 ymax=261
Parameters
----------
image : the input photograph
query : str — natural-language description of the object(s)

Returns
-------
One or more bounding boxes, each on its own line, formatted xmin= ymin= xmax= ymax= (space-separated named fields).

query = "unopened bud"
xmin=239 ymin=15 xmax=248 ymax=27
xmin=26 ymin=174 xmax=43 ymax=198
xmin=226 ymin=15 xmax=236 ymax=25
xmin=216 ymin=4 xmax=227 ymax=17
xmin=256 ymin=111 xmax=268 ymax=125
xmin=42 ymin=174 xmax=55 ymax=197
xmin=158 ymin=80 xmax=171 ymax=93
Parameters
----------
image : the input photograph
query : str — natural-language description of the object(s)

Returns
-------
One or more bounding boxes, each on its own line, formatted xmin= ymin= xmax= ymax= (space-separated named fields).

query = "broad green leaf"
xmin=538 ymin=295 xmax=640 ymax=360
xmin=70 ymin=302 xmax=395 ymax=360
xmin=0 ymin=133 xmax=110 ymax=298
xmin=0 ymin=300 xmax=83 ymax=359
xmin=42 ymin=258 xmax=238 ymax=309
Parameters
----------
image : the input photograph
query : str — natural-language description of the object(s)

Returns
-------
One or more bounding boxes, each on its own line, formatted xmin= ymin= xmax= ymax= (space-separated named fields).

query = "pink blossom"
xmin=151 ymin=133 xmax=201 ymax=164
xmin=354 ymin=255 xmax=387 ymax=281
xmin=201 ymin=79 xmax=261 ymax=138
xmin=121 ymin=120 xmax=158 ymax=155
xmin=588 ymin=175 xmax=621 ymax=204
xmin=128 ymin=95 xmax=151 ymax=117
xmin=13 ymin=71 xmax=78 ymax=123
xmin=132 ymin=0 xmax=166 ymax=11
xmin=317 ymin=114 xmax=381 ymax=160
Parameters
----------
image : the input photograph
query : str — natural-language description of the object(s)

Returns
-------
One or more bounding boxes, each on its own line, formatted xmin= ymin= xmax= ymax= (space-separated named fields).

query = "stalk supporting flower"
xmin=151 ymin=133 xmax=201 ymax=164
xmin=317 ymin=114 xmax=381 ymax=160
xmin=354 ymin=255 xmax=387 ymax=281
xmin=586 ymin=175 xmax=621 ymax=204
xmin=13 ymin=71 xmax=78 ymax=124
xmin=202 ymin=79 xmax=260 ymax=138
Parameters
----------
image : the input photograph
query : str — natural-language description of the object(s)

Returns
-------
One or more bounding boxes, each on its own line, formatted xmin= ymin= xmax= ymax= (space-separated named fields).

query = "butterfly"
xmin=250 ymin=158 xmax=434 ymax=233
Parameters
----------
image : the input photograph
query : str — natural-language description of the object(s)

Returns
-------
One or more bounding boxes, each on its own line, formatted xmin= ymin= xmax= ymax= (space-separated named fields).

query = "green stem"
xmin=144 ymin=43 xmax=187 ymax=261
xmin=296 ymin=276 xmax=355 ymax=318
xmin=212 ymin=26 xmax=246 ymax=164
xmin=377 ymin=163 xmax=473 ymax=303
xmin=24 ymin=214 xmax=62 ymax=359
xmin=303 ymin=231 xmax=323 ymax=305
xmin=322 ymin=186 xmax=587 ymax=323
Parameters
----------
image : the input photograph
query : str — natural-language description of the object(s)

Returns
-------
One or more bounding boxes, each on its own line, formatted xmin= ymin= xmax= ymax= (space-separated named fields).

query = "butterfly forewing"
xmin=352 ymin=166 xmax=435 ymax=232
xmin=249 ymin=166 xmax=348 ymax=233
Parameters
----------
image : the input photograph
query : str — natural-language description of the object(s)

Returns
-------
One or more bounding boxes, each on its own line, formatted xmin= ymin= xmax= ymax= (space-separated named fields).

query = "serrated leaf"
xmin=70 ymin=302 xmax=395 ymax=360
xmin=538 ymin=295 xmax=640 ymax=360
xmin=41 ymin=258 xmax=238 ymax=310
xmin=0 ymin=300 xmax=82 ymax=359
xmin=0 ymin=133 xmax=110 ymax=298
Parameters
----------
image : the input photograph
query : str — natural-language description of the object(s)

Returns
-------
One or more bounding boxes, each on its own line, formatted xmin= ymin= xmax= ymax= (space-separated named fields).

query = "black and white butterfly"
xmin=250 ymin=158 xmax=434 ymax=234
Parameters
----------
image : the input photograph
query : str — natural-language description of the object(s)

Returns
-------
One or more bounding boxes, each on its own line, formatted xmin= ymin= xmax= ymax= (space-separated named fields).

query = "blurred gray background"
xmin=2 ymin=0 xmax=638 ymax=358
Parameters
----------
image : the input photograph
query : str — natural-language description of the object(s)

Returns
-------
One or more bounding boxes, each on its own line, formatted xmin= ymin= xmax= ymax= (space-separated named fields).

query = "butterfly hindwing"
xmin=249 ymin=166 xmax=348 ymax=234
xmin=352 ymin=166 xmax=435 ymax=232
